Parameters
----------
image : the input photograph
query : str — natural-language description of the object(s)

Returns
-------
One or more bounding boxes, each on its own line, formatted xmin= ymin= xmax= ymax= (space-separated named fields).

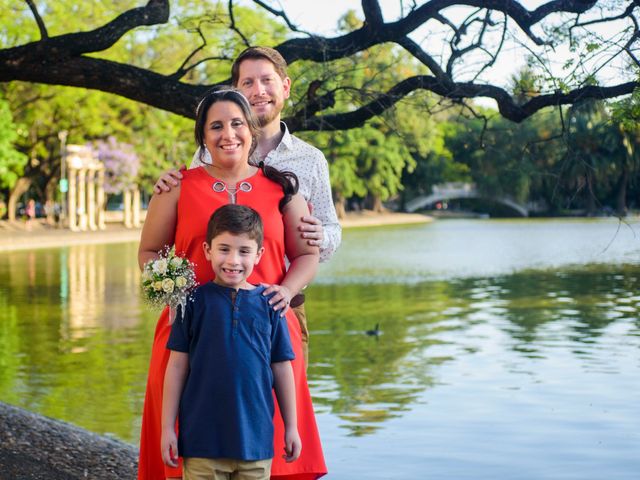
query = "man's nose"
xmin=250 ymin=80 xmax=265 ymax=96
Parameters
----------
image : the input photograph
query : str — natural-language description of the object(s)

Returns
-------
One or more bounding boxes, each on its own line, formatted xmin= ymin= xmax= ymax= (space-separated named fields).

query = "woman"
xmin=138 ymin=88 xmax=327 ymax=480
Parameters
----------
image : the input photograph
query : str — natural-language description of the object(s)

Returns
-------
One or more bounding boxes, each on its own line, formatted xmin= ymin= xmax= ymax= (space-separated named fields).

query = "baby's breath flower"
xmin=152 ymin=258 xmax=168 ymax=275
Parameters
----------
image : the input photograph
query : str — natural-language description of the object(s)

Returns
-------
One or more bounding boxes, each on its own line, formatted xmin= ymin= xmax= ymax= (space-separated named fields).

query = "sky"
xmin=264 ymin=0 xmax=630 ymax=104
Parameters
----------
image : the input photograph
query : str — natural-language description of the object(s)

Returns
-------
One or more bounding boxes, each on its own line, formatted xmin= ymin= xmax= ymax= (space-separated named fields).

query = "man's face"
xmin=235 ymin=58 xmax=291 ymax=128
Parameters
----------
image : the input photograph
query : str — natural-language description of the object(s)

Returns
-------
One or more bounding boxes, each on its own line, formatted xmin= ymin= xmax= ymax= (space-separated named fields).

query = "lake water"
xmin=1 ymin=218 xmax=639 ymax=479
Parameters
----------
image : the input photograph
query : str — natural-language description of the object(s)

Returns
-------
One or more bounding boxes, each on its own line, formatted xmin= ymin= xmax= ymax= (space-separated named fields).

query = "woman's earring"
xmin=203 ymin=146 xmax=213 ymax=165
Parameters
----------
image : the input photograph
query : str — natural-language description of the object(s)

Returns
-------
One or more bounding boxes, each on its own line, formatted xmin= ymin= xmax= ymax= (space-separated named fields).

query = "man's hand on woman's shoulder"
xmin=154 ymin=165 xmax=186 ymax=194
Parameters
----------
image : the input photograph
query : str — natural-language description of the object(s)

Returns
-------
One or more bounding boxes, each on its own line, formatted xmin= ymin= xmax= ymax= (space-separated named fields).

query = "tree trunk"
xmin=372 ymin=195 xmax=384 ymax=213
xmin=615 ymin=167 xmax=628 ymax=216
xmin=334 ymin=195 xmax=346 ymax=220
xmin=45 ymin=178 xmax=57 ymax=225
xmin=585 ymin=174 xmax=596 ymax=216
xmin=7 ymin=177 xmax=31 ymax=222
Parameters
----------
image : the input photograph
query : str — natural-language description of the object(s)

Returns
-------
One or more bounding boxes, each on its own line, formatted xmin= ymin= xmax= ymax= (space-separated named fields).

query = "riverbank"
xmin=0 ymin=401 xmax=138 ymax=479
xmin=0 ymin=211 xmax=432 ymax=252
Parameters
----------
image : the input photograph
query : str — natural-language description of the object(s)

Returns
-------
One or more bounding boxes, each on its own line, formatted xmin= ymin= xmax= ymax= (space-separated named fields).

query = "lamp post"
xmin=58 ymin=130 xmax=68 ymax=226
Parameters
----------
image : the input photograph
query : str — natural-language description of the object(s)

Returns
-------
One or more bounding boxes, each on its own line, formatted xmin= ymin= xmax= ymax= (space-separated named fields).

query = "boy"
xmin=161 ymin=204 xmax=301 ymax=480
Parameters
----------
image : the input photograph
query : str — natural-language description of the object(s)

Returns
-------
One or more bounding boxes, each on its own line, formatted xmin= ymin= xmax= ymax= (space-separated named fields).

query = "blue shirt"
xmin=167 ymin=282 xmax=295 ymax=461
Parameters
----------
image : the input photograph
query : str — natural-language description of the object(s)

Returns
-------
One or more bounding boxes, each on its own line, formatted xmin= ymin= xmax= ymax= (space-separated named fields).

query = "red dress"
xmin=137 ymin=167 xmax=327 ymax=480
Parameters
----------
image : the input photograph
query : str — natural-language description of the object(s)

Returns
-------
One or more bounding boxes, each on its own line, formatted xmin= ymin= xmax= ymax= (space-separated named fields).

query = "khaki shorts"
xmin=292 ymin=302 xmax=308 ymax=368
xmin=183 ymin=457 xmax=272 ymax=480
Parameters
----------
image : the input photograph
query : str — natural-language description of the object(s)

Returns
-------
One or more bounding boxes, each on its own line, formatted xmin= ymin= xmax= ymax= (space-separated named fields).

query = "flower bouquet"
xmin=142 ymin=246 xmax=197 ymax=323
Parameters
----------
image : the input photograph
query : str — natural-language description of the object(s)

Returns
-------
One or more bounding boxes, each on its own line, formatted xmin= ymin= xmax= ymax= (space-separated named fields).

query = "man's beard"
xmin=254 ymin=98 xmax=283 ymax=127
xmin=256 ymin=110 xmax=278 ymax=127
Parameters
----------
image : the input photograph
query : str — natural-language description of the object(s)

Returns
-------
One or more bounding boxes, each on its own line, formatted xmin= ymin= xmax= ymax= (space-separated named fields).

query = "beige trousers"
xmin=183 ymin=457 xmax=271 ymax=480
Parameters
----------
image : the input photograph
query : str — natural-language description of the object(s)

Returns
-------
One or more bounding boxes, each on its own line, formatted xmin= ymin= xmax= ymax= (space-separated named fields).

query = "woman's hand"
xmin=262 ymin=283 xmax=293 ymax=316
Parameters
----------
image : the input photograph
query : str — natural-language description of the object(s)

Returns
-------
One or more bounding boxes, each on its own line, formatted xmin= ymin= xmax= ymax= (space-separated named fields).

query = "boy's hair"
xmin=206 ymin=204 xmax=264 ymax=248
xmin=231 ymin=46 xmax=288 ymax=85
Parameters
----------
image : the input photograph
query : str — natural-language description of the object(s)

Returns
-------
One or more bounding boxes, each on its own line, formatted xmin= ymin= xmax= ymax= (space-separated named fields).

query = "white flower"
xmin=153 ymin=281 xmax=163 ymax=291
xmin=175 ymin=276 xmax=187 ymax=288
xmin=162 ymin=278 xmax=175 ymax=293
xmin=152 ymin=258 xmax=168 ymax=275
xmin=142 ymin=270 xmax=152 ymax=282
xmin=170 ymin=256 xmax=184 ymax=268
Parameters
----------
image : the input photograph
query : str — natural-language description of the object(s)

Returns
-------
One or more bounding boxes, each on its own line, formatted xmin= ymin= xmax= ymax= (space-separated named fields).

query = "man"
xmin=155 ymin=46 xmax=341 ymax=366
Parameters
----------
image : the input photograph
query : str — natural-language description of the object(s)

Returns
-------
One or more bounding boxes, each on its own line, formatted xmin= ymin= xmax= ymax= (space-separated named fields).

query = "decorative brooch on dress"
xmin=212 ymin=181 xmax=252 ymax=204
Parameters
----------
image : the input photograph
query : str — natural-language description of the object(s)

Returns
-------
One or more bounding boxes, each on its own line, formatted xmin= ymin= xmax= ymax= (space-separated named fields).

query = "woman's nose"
xmin=221 ymin=124 xmax=235 ymax=138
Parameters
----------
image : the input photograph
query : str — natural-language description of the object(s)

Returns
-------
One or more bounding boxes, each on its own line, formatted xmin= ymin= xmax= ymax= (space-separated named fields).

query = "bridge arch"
xmin=405 ymin=183 xmax=528 ymax=217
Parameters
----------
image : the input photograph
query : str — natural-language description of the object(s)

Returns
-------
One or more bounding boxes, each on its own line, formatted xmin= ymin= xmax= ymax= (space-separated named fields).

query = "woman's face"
xmin=204 ymin=100 xmax=252 ymax=168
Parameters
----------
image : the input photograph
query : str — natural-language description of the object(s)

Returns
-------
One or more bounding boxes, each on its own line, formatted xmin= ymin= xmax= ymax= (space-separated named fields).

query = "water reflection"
xmin=306 ymin=265 xmax=640 ymax=437
xmin=0 ymin=220 xmax=639 ymax=478
xmin=0 ymin=243 xmax=153 ymax=441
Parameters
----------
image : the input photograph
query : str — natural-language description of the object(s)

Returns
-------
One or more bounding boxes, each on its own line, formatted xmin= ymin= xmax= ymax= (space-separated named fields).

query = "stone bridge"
xmin=405 ymin=182 xmax=528 ymax=217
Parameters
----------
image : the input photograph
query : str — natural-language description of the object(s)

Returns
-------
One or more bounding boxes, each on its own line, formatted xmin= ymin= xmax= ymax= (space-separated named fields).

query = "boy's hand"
xmin=153 ymin=166 xmax=185 ymax=194
xmin=161 ymin=428 xmax=179 ymax=467
xmin=283 ymin=428 xmax=302 ymax=462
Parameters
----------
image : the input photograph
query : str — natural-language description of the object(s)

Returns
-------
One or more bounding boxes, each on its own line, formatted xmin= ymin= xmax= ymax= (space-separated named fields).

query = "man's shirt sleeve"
xmin=309 ymin=149 xmax=342 ymax=262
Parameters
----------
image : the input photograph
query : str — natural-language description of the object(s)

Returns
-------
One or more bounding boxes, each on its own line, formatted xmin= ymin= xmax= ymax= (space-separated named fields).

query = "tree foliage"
xmin=1 ymin=1 xmax=638 ymax=131
xmin=0 ymin=95 xmax=27 ymax=191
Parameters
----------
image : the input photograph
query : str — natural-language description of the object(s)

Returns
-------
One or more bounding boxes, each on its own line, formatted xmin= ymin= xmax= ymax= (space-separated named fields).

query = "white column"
xmin=68 ymin=168 xmax=78 ymax=231
xmin=77 ymin=169 xmax=87 ymax=231
xmin=123 ymin=189 xmax=132 ymax=228
xmin=87 ymin=169 xmax=97 ymax=231
xmin=132 ymin=187 xmax=141 ymax=228
xmin=97 ymin=169 xmax=106 ymax=230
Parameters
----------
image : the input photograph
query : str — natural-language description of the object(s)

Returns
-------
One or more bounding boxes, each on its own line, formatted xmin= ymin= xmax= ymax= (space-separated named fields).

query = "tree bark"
xmin=615 ymin=167 xmax=628 ymax=216
xmin=7 ymin=177 xmax=31 ymax=222
xmin=334 ymin=195 xmax=346 ymax=220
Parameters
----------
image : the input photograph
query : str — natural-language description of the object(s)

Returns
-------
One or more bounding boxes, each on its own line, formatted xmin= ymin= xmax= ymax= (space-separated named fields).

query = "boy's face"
xmin=203 ymin=232 xmax=264 ymax=289
xmin=235 ymin=58 xmax=291 ymax=128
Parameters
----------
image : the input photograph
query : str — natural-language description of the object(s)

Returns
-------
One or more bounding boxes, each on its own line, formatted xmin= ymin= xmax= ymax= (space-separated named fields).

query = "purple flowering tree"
xmin=92 ymin=137 xmax=140 ymax=194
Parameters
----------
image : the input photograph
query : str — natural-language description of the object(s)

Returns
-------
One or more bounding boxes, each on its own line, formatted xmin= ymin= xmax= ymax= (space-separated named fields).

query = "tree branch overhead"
xmin=0 ymin=0 xmax=637 ymax=130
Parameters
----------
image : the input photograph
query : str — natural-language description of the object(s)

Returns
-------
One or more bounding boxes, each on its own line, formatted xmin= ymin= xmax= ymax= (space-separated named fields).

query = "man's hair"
xmin=206 ymin=204 xmax=264 ymax=248
xmin=231 ymin=46 xmax=288 ymax=86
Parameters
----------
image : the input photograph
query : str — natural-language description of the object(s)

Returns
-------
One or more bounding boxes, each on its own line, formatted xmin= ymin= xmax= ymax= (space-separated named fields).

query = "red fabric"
xmin=137 ymin=167 xmax=327 ymax=479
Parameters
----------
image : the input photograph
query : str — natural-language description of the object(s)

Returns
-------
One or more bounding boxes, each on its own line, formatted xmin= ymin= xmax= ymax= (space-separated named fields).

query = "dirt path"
xmin=0 ymin=211 xmax=431 ymax=252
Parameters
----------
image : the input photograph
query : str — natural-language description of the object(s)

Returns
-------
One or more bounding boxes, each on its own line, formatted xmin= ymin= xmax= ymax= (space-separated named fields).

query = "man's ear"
xmin=202 ymin=241 xmax=212 ymax=260
xmin=254 ymin=246 xmax=266 ymax=265
xmin=282 ymin=76 xmax=292 ymax=99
